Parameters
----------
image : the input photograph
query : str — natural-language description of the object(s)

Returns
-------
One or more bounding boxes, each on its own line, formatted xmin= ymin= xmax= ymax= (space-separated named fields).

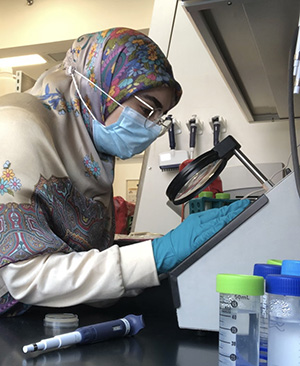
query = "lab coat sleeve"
xmin=0 ymin=241 xmax=160 ymax=307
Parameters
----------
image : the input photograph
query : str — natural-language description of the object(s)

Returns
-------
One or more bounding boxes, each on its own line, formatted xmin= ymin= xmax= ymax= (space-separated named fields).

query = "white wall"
xmin=113 ymin=156 xmax=143 ymax=199
xmin=0 ymin=0 xmax=154 ymax=48
xmin=133 ymin=0 xmax=300 ymax=234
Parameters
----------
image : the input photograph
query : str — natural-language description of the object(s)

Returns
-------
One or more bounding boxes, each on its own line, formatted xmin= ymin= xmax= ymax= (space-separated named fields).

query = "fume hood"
xmin=182 ymin=0 xmax=300 ymax=122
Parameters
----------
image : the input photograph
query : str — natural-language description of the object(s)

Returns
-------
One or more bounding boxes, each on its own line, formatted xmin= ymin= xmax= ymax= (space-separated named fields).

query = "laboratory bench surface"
xmin=0 ymin=280 xmax=219 ymax=366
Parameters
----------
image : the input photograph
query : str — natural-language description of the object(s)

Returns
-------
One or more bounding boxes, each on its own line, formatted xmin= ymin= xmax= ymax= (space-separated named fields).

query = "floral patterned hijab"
xmin=31 ymin=27 xmax=182 ymax=134
xmin=65 ymin=28 xmax=181 ymax=129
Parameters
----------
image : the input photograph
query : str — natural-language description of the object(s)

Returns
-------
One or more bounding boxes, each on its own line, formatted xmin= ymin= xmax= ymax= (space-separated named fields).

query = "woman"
xmin=0 ymin=28 xmax=249 ymax=316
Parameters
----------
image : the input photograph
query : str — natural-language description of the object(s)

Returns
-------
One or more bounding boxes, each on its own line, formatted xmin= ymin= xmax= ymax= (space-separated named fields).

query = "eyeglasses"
xmin=69 ymin=67 xmax=172 ymax=134
xmin=133 ymin=95 xmax=172 ymax=134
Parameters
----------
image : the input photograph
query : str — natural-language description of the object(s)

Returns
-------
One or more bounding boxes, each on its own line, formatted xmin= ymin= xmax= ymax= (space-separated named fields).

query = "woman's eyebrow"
xmin=142 ymin=95 xmax=163 ymax=110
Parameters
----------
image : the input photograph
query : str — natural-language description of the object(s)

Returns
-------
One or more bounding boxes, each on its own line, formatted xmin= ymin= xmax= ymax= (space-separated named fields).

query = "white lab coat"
xmin=0 ymin=92 xmax=159 ymax=310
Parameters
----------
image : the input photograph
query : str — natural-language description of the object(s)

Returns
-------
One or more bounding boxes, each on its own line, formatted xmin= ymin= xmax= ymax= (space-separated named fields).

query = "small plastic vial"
xmin=253 ymin=264 xmax=281 ymax=365
xmin=215 ymin=192 xmax=231 ymax=200
xmin=198 ymin=191 xmax=213 ymax=210
xmin=266 ymin=274 xmax=300 ymax=366
xmin=216 ymin=274 xmax=264 ymax=366
xmin=44 ymin=313 xmax=79 ymax=336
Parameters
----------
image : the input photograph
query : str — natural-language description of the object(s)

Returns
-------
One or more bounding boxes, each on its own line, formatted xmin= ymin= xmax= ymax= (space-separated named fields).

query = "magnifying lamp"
xmin=166 ymin=135 xmax=274 ymax=205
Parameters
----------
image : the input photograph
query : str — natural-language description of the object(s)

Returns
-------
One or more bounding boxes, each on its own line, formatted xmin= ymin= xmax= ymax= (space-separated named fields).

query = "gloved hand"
xmin=152 ymin=199 xmax=250 ymax=274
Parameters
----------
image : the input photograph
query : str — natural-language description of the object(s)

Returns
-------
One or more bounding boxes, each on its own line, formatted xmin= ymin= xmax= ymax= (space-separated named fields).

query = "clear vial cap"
xmin=44 ymin=313 xmax=79 ymax=336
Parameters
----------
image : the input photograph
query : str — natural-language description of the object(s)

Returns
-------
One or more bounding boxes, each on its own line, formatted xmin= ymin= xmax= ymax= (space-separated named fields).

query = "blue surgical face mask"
xmin=67 ymin=66 xmax=162 ymax=160
xmin=93 ymin=106 xmax=161 ymax=159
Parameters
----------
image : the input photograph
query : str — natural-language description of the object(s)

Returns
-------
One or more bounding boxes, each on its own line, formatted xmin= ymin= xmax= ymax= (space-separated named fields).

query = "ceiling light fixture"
xmin=0 ymin=54 xmax=46 ymax=68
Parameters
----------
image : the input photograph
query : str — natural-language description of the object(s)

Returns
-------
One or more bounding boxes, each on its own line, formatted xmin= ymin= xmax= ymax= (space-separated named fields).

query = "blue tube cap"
xmin=124 ymin=314 xmax=145 ymax=336
xmin=253 ymin=263 xmax=281 ymax=279
xmin=266 ymin=274 xmax=300 ymax=296
xmin=282 ymin=260 xmax=300 ymax=276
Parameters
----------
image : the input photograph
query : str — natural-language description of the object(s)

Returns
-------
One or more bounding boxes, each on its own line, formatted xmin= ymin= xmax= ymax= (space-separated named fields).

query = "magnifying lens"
xmin=166 ymin=135 xmax=274 ymax=205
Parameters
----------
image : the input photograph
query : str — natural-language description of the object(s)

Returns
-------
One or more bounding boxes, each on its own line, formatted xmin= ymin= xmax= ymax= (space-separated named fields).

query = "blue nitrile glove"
xmin=152 ymin=199 xmax=250 ymax=274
